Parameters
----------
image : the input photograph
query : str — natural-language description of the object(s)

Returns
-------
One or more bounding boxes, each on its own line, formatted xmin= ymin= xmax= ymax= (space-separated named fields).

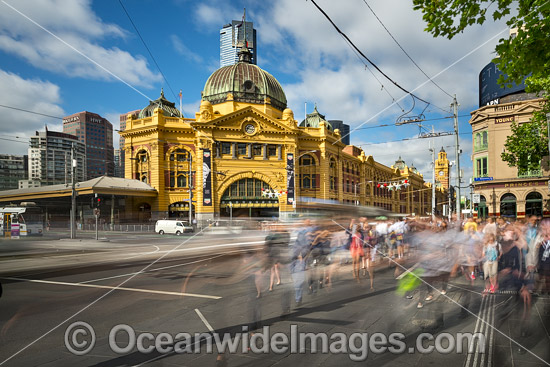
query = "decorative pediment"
xmin=194 ymin=106 xmax=298 ymax=135
xmin=514 ymin=101 xmax=543 ymax=114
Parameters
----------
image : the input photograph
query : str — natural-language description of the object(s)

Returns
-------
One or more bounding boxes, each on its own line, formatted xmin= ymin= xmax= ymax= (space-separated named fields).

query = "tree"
xmin=413 ymin=0 xmax=550 ymax=170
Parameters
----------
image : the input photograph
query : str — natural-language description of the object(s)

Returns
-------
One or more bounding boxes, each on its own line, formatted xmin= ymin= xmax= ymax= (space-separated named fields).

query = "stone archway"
xmin=219 ymin=177 xmax=280 ymax=218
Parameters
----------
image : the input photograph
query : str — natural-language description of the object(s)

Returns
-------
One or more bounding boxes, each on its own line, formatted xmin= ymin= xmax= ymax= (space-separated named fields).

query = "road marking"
xmin=195 ymin=308 xmax=214 ymax=332
xmin=3 ymin=277 xmax=222 ymax=300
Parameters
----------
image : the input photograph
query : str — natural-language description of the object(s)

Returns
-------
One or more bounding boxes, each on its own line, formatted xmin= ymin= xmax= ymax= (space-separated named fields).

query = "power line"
xmin=309 ymin=0 xmax=442 ymax=112
xmin=0 ymin=104 xmax=63 ymax=120
xmin=352 ymin=114 xmax=470 ymax=131
xmin=357 ymin=132 xmax=471 ymax=146
xmin=118 ymin=0 xmax=178 ymax=101
xmin=361 ymin=0 xmax=453 ymax=99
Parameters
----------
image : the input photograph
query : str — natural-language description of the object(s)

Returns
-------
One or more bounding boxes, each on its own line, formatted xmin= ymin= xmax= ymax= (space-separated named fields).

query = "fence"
xmin=81 ymin=223 xmax=154 ymax=232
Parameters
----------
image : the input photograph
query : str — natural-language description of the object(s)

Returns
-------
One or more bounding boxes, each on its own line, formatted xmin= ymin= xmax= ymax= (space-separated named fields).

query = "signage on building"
xmin=474 ymin=177 xmax=493 ymax=182
xmin=286 ymin=153 xmax=295 ymax=205
xmin=203 ymin=149 xmax=212 ymax=206
xmin=90 ymin=117 xmax=103 ymax=124
xmin=63 ymin=116 xmax=80 ymax=124
xmin=495 ymin=116 xmax=514 ymax=124
xmin=472 ymin=194 xmax=481 ymax=204
xmin=475 ymin=180 xmax=546 ymax=189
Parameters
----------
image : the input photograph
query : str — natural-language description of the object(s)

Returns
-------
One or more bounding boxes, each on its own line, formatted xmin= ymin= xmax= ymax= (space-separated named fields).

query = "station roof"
xmin=0 ymin=176 xmax=158 ymax=202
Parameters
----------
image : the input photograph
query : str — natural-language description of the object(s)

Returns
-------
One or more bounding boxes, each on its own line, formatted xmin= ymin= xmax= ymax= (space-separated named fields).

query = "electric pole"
xmin=452 ymin=95 xmax=461 ymax=222
xmin=70 ymin=143 xmax=76 ymax=239
xmin=431 ymin=130 xmax=436 ymax=221
xmin=188 ymin=155 xmax=193 ymax=226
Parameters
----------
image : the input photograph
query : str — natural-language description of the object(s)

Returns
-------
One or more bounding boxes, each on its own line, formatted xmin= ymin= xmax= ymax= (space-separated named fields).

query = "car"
xmin=154 ymin=220 xmax=193 ymax=235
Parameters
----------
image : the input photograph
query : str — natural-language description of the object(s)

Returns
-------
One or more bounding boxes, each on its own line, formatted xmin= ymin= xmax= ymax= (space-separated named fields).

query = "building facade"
xmin=220 ymin=20 xmax=257 ymax=67
xmin=25 ymin=130 xmax=86 ymax=186
xmin=62 ymin=111 xmax=114 ymax=179
xmin=120 ymin=48 xmax=444 ymax=221
xmin=470 ymin=94 xmax=550 ymax=219
xmin=0 ymin=154 xmax=27 ymax=191
xmin=117 ymin=110 xmax=140 ymax=178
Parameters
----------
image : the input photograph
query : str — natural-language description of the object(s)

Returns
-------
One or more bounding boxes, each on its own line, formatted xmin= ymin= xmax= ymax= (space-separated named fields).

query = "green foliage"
xmin=500 ymin=117 xmax=549 ymax=172
xmin=413 ymin=0 xmax=550 ymax=170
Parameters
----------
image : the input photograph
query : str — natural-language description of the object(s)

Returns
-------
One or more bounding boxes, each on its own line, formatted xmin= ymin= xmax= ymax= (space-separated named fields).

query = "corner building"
xmin=120 ymin=48 xmax=442 ymax=221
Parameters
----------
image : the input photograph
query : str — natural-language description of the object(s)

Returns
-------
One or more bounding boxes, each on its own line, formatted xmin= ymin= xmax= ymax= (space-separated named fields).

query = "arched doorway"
xmin=477 ymin=195 xmax=488 ymax=219
xmin=168 ymin=202 xmax=195 ymax=219
xmin=525 ymin=192 xmax=543 ymax=217
xmin=500 ymin=193 xmax=516 ymax=219
xmin=220 ymin=178 xmax=279 ymax=218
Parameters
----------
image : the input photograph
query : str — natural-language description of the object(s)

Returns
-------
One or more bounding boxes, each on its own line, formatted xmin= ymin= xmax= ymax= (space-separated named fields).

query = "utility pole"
xmin=448 ymin=162 xmax=452 ymax=222
xmin=70 ymin=143 xmax=76 ymax=239
xmin=430 ymin=129 xmax=436 ymax=221
xmin=452 ymin=95 xmax=461 ymax=222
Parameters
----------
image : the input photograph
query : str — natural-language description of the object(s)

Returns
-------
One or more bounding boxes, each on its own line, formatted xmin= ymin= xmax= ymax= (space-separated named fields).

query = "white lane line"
xmin=395 ymin=262 xmax=419 ymax=280
xmin=464 ymin=293 xmax=486 ymax=367
xmin=195 ymin=308 xmax=214 ymax=332
xmin=488 ymin=296 xmax=495 ymax=367
xmin=3 ymin=277 xmax=221 ymax=300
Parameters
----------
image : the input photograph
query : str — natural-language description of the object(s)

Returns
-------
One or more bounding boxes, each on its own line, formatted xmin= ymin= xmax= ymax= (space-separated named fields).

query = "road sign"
xmin=472 ymin=194 xmax=481 ymax=204
xmin=93 ymin=208 xmax=100 ymax=217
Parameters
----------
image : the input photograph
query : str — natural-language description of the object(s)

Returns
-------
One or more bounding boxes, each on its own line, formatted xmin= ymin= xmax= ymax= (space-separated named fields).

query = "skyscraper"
xmin=62 ymin=111 xmax=114 ymax=179
xmin=25 ymin=129 xmax=86 ymax=186
xmin=220 ymin=20 xmax=257 ymax=67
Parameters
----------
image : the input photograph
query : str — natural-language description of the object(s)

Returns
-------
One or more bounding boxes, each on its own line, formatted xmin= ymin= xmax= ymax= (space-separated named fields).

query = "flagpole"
xmin=179 ymin=89 xmax=182 ymax=116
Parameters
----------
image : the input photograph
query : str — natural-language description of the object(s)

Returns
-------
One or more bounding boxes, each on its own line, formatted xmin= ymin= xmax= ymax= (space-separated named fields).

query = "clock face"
xmin=439 ymin=171 xmax=445 ymax=176
xmin=245 ymin=124 xmax=256 ymax=134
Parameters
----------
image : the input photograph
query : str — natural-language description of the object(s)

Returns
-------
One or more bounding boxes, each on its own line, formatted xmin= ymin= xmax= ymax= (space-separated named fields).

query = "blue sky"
xmin=0 ymin=0 xmax=512 ymax=188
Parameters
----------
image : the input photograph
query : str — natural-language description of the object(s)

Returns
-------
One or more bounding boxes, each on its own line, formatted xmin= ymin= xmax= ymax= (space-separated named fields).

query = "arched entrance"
xmin=169 ymin=202 xmax=195 ymax=219
xmin=500 ymin=193 xmax=517 ymax=219
xmin=525 ymin=191 xmax=543 ymax=217
xmin=220 ymin=178 xmax=279 ymax=218
xmin=478 ymin=195 xmax=488 ymax=219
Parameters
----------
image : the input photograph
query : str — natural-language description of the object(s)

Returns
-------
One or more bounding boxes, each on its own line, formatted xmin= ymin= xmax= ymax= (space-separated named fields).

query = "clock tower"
xmin=435 ymin=147 xmax=450 ymax=189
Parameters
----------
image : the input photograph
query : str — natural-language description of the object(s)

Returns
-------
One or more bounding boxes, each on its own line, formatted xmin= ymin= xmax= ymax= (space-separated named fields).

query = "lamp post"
xmin=353 ymin=182 xmax=369 ymax=206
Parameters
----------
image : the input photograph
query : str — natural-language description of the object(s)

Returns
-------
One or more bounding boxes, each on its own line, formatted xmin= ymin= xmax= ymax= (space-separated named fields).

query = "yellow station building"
xmin=120 ymin=48 xmax=446 ymax=221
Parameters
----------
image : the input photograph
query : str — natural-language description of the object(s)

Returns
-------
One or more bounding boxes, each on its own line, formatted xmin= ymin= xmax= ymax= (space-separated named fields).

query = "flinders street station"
xmin=120 ymin=47 xmax=448 ymax=221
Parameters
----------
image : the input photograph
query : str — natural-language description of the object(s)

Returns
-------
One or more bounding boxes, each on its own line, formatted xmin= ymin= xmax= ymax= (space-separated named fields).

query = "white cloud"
xmin=0 ymin=69 xmax=64 ymax=154
xmin=254 ymin=0 xmax=508 ymax=126
xmin=0 ymin=0 xmax=161 ymax=87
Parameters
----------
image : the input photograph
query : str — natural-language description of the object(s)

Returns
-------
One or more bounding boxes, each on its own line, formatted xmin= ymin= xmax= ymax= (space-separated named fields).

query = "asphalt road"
xmin=0 ymin=234 xmax=549 ymax=367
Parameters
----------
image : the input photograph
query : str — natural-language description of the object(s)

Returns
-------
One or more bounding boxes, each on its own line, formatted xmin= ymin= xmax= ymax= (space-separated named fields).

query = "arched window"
xmin=168 ymin=148 xmax=191 ymax=188
xmin=135 ymin=150 xmax=149 ymax=183
xmin=329 ymin=158 xmax=338 ymax=191
xmin=482 ymin=131 xmax=488 ymax=147
xmin=299 ymin=154 xmax=317 ymax=190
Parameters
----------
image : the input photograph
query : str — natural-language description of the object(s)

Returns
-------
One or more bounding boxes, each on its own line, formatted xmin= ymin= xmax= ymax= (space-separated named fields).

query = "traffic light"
xmin=91 ymin=195 xmax=101 ymax=208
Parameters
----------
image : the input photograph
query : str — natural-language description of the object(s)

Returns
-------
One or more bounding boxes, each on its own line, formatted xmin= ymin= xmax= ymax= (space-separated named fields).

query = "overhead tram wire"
xmin=357 ymin=131 xmax=471 ymax=146
xmin=361 ymin=0 xmax=453 ymax=99
xmin=340 ymin=33 xmax=406 ymax=112
xmin=309 ymin=0 xmax=445 ymax=113
xmin=118 ymin=0 xmax=178 ymax=101
xmin=0 ymin=104 xmax=64 ymax=120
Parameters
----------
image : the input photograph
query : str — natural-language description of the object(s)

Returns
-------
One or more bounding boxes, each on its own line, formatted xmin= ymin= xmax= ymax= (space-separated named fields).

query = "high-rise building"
xmin=118 ymin=110 xmax=140 ymax=178
xmin=328 ymin=120 xmax=351 ymax=146
xmin=220 ymin=20 xmax=257 ymax=67
xmin=62 ymin=111 xmax=114 ymax=179
xmin=0 ymin=154 xmax=28 ymax=190
xmin=25 ymin=129 xmax=86 ymax=186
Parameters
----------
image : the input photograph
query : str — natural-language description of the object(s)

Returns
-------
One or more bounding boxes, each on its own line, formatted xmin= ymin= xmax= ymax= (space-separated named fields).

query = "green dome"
xmin=299 ymin=106 xmax=333 ymax=130
xmin=138 ymin=89 xmax=183 ymax=119
xmin=202 ymin=48 xmax=287 ymax=111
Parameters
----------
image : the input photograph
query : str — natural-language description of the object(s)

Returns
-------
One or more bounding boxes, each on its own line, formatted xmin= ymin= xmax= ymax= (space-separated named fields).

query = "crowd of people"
xmin=251 ymin=214 xmax=550 ymax=316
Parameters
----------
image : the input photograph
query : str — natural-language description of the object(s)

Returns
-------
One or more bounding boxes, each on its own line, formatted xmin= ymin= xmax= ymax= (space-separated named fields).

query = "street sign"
xmin=472 ymin=194 xmax=481 ymax=204
xmin=93 ymin=208 xmax=100 ymax=217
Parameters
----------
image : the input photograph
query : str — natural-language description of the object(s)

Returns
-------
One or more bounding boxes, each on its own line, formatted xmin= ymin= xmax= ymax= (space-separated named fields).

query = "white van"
xmin=155 ymin=220 xmax=193 ymax=235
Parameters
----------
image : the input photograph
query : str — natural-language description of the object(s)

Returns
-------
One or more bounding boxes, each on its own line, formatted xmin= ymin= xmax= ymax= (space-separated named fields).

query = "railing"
xmin=517 ymin=169 xmax=541 ymax=178
xmin=475 ymin=173 xmax=490 ymax=178
xmin=81 ymin=223 xmax=154 ymax=232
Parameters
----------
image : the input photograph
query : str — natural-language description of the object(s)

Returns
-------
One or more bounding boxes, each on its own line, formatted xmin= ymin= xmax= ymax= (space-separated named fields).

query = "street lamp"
xmin=353 ymin=181 xmax=370 ymax=206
